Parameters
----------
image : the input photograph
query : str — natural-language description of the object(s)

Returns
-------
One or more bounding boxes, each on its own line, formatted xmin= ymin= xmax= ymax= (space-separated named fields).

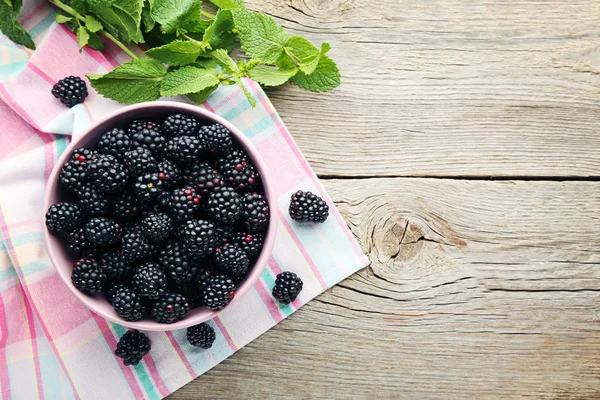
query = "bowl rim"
xmin=43 ymin=101 xmax=278 ymax=331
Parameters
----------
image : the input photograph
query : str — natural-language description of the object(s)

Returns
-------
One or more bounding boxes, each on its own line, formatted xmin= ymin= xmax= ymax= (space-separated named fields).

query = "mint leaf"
xmin=0 ymin=3 xmax=34 ymax=49
xmin=85 ymin=15 xmax=103 ymax=32
xmin=3 ymin=0 xmax=12 ymax=7
xmin=87 ymin=0 xmax=144 ymax=43
xmin=203 ymin=10 xmax=234 ymax=50
xmin=77 ymin=25 xmax=90 ymax=49
xmin=232 ymin=10 xmax=287 ymax=64
xmin=87 ymin=31 xmax=105 ymax=50
xmin=211 ymin=49 xmax=236 ymax=73
xmin=285 ymin=36 xmax=320 ymax=74
xmin=69 ymin=0 xmax=88 ymax=15
xmin=160 ymin=66 xmax=220 ymax=97
xmin=194 ymin=58 xmax=218 ymax=70
xmin=291 ymin=54 xmax=340 ymax=92
xmin=141 ymin=1 xmax=155 ymax=32
xmin=146 ymin=40 xmax=204 ymax=66
xmin=55 ymin=14 xmax=73 ymax=24
xmin=209 ymin=0 xmax=244 ymax=10
xmin=87 ymin=58 xmax=167 ymax=103
xmin=152 ymin=0 xmax=203 ymax=34
xmin=186 ymin=84 xmax=218 ymax=104
xmin=235 ymin=77 xmax=256 ymax=107
xmin=248 ymin=64 xmax=297 ymax=87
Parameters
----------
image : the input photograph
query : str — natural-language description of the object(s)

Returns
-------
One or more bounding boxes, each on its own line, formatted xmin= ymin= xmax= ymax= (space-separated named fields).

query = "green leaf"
xmin=321 ymin=42 xmax=331 ymax=54
xmin=202 ymin=10 xmax=233 ymax=50
xmin=146 ymin=40 xmax=204 ymax=66
xmin=55 ymin=14 xmax=73 ymax=24
xmin=160 ymin=66 xmax=220 ymax=97
xmin=186 ymin=84 xmax=218 ymax=103
xmin=285 ymin=36 xmax=321 ymax=74
xmin=209 ymin=0 xmax=244 ymax=10
xmin=151 ymin=0 xmax=203 ymax=34
xmin=232 ymin=10 xmax=287 ymax=64
xmin=3 ymin=0 xmax=12 ymax=8
xmin=291 ymin=54 xmax=340 ymax=92
xmin=76 ymin=25 xmax=90 ymax=49
xmin=69 ymin=0 xmax=88 ymax=15
xmin=85 ymin=15 xmax=103 ymax=32
xmin=141 ymin=2 xmax=155 ymax=32
xmin=87 ymin=0 xmax=144 ymax=43
xmin=193 ymin=58 xmax=218 ymax=70
xmin=87 ymin=58 xmax=167 ymax=103
xmin=0 ymin=3 xmax=35 ymax=49
xmin=248 ymin=64 xmax=297 ymax=87
xmin=210 ymin=49 xmax=236 ymax=73
xmin=87 ymin=31 xmax=105 ymax=50
xmin=235 ymin=77 xmax=256 ymax=107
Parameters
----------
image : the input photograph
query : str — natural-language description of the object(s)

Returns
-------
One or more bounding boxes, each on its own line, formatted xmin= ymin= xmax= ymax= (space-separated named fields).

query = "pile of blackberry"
xmin=46 ymin=113 xmax=271 ymax=325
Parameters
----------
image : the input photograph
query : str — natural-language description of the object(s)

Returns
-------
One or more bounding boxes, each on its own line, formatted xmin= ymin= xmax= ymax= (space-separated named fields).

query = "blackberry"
xmin=215 ymin=244 xmax=249 ymax=277
xmin=208 ymin=187 xmax=242 ymax=225
xmin=99 ymin=250 xmax=132 ymax=282
xmin=96 ymin=128 xmax=132 ymax=158
xmin=67 ymin=228 xmax=92 ymax=257
xmin=182 ymin=162 xmax=224 ymax=196
xmin=133 ymin=172 xmax=165 ymax=205
xmin=233 ymin=231 xmax=264 ymax=259
xmin=123 ymin=147 xmax=158 ymax=177
xmin=122 ymin=231 xmax=157 ymax=262
xmin=128 ymin=120 xmax=166 ymax=156
xmin=115 ymin=330 xmax=151 ymax=366
xmin=85 ymin=217 xmax=122 ymax=247
xmin=186 ymin=267 xmax=217 ymax=308
xmin=111 ymin=286 xmax=146 ymax=321
xmin=59 ymin=161 xmax=88 ymax=192
xmin=158 ymin=241 xmax=197 ymax=290
xmin=151 ymin=292 xmax=189 ymax=324
xmin=289 ymin=190 xmax=329 ymax=223
xmin=272 ymin=272 xmax=303 ymax=304
xmin=69 ymin=147 xmax=96 ymax=164
xmin=241 ymin=192 xmax=269 ymax=232
xmin=76 ymin=183 xmax=111 ymax=216
xmin=187 ymin=323 xmax=216 ymax=348
xmin=112 ymin=192 xmax=140 ymax=220
xmin=216 ymin=149 xmax=259 ymax=193
xmin=181 ymin=220 xmax=218 ymax=258
xmin=202 ymin=274 xmax=235 ymax=310
xmin=169 ymin=187 xmax=202 ymax=223
xmin=87 ymin=154 xmax=129 ymax=195
xmin=157 ymin=159 xmax=182 ymax=189
xmin=104 ymin=282 xmax=127 ymax=304
xmin=133 ymin=262 xmax=168 ymax=299
xmin=161 ymin=113 xmax=200 ymax=137
xmin=141 ymin=213 xmax=174 ymax=243
xmin=46 ymin=202 xmax=83 ymax=234
xmin=71 ymin=256 xmax=105 ymax=293
xmin=164 ymin=136 xmax=203 ymax=164
xmin=215 ymin=225 xmax=234 ymax=246
xmin=198 ymin=124 xmax=233 ymax=154
xmin=51 ymin=76 xmax=88 ymax=107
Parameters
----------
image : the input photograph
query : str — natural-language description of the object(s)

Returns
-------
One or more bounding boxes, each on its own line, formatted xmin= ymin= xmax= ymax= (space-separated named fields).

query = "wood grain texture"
xmin=171 ymin=179 xmax=600 ymax=399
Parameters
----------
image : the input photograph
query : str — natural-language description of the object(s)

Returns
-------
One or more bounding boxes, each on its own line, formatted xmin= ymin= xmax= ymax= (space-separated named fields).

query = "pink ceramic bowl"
xmin=44 ymin=101 xmax=277 ymax=331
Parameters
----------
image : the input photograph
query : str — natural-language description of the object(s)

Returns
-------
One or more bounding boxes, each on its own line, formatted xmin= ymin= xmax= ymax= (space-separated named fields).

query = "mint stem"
xmin=102 ymin=31 xmax=139 ymax=60
xmin=201 ymin=10 xmax=216 ymax=19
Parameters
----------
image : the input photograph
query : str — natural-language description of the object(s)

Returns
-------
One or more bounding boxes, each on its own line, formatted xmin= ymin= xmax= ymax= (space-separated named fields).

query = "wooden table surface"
xmin=172 ymin=1 xmax=600 ymax=398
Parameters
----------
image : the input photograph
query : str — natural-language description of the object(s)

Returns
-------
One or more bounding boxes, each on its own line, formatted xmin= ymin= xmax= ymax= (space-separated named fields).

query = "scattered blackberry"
xmin=202 ymin=274 xmax=235 ymax=310
xmin=96 ymin=128 xmax=132 ymax=158
xmin=87 ymin=154 xmax=129 ymax=195
xmin=161 ymin=113 xmax=200 ymax=137
xmin=123 ymin=147 xmax=158 ymax=177
xmin=233 ymin=232 xmax=264 ymax=259
xmin=289 ymin=190 xmax=329 ymax=223
xmin=111 ymin=286 xmax=146 ymax=321
xmin=164 ymin=136 xmax=203 ymax=164
xmin=59 ymin=161 xmax=88 ymax=192
xmin=141 ymin=213 xmax=174 ymax=243
xmin=208 ymin=187 xmax=242 ymax=225
xmin=241 ymin=192 xmax=269 ymax=232
xmin=151 ymin=292 xmax=189 ymax=324
xmin=157 ymin=159 xmax=182 ymax=189
xmin=112 ymin=192 xmax=140 ymax=221
xmin=215 ymin=244 xmax=249 ymax=276
xmin=76 ymin=183 xmax=111 ymax=216
xmin=133 ymin=172 xmax=165 ymax=205
xmin=187 ymin=323 xmax=216 ymax=348
xmin=115 ymin=330 xmax=151 ymax=366
xmin=84 ymin=217 xmax=122 ymax=247
xmin=99 ymin=250 xmax=132 ymax=282
xmin=198 ymin=124 xmax=233 ymax=154
xmin=169 ymin=187 xmax=202 ymax=223
xmin=67 ymin=228 xmax=91 ymax=257
xmin=158 ymin=241 xmax=196 ymax=289
xmin=181 ymin=220 xmax=218 ymax=258
xmin=133 ymin=263 xmax=168 ymax=299
xmin=272 ymin=272 xmax=303 ymax=304
xmin=71 ymin=256 xmax=105 ymax=293
xmin=46 ymin=202 xmax=83 ymax=234
xmin=216 ymin=149 xmax=259 ymax=193
xmin=51 ymin=76 xmax=88 ymax=107
xmin=121 ymin=231 xmax=157 ymax=262
xmin=128 ymin=120 xmax=166 ymax=156
xmin=182 ymin=162 xmax=224 ymax=196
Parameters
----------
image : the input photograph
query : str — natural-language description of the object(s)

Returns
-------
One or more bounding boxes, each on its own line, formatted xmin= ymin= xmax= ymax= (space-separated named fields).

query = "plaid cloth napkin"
xmin=0 ymin=2 xmax=369 ymax=400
